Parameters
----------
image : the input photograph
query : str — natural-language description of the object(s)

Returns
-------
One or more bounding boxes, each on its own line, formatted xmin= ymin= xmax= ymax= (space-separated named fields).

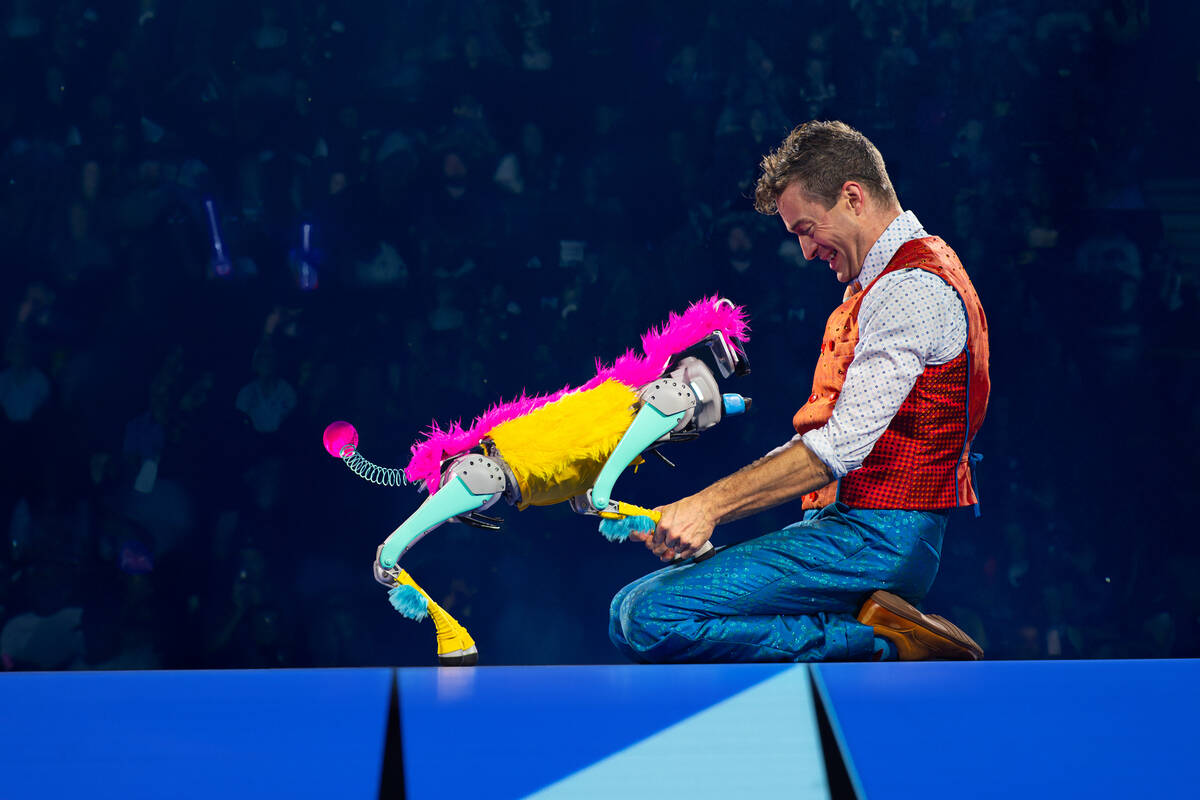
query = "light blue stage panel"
xmin=814 ymin=659 xmax=1199 ymax=800
xmin=399 ymin=663 xmax=829 ymax=799
xmin=0 ymin=669 xmax=393 ymax=800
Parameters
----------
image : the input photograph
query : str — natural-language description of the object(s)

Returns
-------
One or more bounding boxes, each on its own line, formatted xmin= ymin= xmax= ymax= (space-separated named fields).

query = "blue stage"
xmin=1 ymin=660 xmax=1194 ymax=799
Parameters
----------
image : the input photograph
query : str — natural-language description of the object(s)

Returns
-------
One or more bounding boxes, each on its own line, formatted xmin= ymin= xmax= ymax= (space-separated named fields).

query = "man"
xmin=609 ymin=120 xmax=988 ymax=662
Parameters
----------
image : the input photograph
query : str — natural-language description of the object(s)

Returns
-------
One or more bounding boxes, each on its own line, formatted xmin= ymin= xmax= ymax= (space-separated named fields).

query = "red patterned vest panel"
xmin=792 ymin=236 xmax=990 ymax=510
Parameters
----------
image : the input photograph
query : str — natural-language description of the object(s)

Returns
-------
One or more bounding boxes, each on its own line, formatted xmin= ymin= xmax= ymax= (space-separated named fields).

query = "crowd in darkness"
xmin=2 ymin=0 xmax=1197 ymax=669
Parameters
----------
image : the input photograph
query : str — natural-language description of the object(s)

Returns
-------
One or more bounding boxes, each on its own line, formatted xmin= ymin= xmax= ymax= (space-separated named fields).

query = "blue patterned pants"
xmin=608 ymin=502 xmax=948 ymax=662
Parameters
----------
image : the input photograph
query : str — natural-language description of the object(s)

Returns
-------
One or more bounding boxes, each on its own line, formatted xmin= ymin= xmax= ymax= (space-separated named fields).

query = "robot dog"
xmin=323 ymin=297 xmax=751 ymax=665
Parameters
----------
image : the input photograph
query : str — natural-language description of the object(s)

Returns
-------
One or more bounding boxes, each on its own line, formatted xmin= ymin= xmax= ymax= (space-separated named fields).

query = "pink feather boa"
xmin=404 ymin=296 xmax=749 ymax=492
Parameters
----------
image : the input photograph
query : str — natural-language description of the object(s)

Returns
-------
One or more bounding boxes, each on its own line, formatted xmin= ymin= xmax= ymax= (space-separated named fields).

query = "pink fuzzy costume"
xmin=405 ymin=297 xmax=750 ymax=494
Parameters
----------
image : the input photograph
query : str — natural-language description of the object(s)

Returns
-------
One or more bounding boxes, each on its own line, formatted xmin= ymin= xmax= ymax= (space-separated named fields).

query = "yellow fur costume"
xmin=489 ymin=380 xmax=638 ymax=509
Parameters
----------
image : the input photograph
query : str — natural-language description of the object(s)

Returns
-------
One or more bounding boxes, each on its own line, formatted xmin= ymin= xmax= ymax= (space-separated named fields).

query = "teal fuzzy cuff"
xmin=598 ymin=514 xmax=656 ymax=543
xmin=388 ymin=585 xmax=430 ymax=621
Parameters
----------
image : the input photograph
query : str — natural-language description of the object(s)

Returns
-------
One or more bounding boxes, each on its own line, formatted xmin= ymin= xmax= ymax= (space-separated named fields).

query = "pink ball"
xmin=323 ymin=420 xmax=359 ymax=457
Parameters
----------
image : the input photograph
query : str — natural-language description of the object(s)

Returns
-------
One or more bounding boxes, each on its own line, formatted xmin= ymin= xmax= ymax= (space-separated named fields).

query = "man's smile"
xmin=819 ymin=247 xmax=839 ymax=271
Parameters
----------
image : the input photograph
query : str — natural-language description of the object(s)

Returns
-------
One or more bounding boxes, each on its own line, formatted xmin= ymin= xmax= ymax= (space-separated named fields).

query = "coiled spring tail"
xmin=324 ymin=421 xmax=409 ymax=487
xmin=342 ymin=450 xmax=409 ymax=487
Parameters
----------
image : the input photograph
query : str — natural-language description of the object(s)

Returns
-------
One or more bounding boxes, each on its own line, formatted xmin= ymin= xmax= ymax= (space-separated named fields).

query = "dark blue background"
xmin=0 ymin=0 xmax=1196 ymax=668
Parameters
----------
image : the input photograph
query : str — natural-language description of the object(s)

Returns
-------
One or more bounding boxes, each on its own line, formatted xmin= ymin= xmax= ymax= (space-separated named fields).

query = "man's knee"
xmin=608 ymin=590 xmax=630 ymax=648
xmin=616 ymin=589 xmax=691 ymax=662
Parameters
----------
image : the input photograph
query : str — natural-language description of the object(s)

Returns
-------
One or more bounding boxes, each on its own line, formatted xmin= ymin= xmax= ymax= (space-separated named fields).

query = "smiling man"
xmin=609 ymin=120 xmax=990 ymax=663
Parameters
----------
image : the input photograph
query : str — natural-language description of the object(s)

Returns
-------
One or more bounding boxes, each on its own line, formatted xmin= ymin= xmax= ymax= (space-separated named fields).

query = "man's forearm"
xmin=695 ymin=438 xmax=834 ymax=525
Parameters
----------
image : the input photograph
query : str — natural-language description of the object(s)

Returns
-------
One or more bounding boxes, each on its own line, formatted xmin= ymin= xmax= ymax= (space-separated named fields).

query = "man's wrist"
xmin=691 ymin=489 xmax=723 ymax=527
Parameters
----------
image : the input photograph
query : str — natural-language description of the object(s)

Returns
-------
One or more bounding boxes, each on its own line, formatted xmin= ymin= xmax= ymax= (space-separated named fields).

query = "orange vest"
xmin=793 ymin=236 xmax=989 ymax=510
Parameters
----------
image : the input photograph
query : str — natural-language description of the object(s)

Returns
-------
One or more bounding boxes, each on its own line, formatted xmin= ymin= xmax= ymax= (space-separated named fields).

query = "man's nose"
xmin=799 ymin=237 xmax=817 ymax=260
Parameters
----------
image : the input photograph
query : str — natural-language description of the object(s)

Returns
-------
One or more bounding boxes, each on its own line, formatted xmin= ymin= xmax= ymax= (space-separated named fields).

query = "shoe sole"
xmin=861 ymin=591 xmax=984 ymax=661
xmin=928 ymin=614 xmax=980 ymax=652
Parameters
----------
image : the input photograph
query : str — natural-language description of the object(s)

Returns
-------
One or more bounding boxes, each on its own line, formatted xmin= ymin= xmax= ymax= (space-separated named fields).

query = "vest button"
xmin=808 ymin=393 xmax=818 ymax=404
xmin=826 ymin=340 xmax=835 ymax=351
xmin=828 ymin=392 xmax=839 ymax=401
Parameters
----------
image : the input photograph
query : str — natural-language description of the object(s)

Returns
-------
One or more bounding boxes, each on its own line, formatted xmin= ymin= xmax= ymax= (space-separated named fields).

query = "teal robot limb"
xmin=589 ymin=348 xmax=751 ymax=513
xmin=374 ymin=453 xmax=512 ymax=581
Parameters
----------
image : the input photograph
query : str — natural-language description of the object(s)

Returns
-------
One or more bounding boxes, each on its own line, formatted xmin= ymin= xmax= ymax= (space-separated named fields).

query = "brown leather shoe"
xmin=857 ymin=591 xmax=984 ymax=661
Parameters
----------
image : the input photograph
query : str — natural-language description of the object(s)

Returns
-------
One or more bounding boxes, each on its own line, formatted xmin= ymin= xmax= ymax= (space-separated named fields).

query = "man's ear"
xmin=842 ymin=181 xmax=866 ymax=215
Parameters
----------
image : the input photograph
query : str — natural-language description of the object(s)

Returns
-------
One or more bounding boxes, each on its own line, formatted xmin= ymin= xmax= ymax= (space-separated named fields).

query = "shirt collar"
xmin=856 ymin=210 xmax=927 ymax=289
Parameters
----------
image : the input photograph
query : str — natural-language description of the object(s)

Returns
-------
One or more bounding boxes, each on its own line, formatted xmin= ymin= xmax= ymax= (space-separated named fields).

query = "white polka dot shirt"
xmin=799 ymin=211 xmax=968 ymax=478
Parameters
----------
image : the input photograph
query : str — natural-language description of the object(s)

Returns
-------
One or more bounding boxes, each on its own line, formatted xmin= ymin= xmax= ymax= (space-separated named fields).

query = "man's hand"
xmin=626 ymin=436 xmax=834 ymax=563
xmin=631 ymin=494 xmax=716 ymax=562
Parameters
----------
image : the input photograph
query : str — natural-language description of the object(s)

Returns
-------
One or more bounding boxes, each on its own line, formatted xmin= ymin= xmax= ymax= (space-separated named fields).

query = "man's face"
xmin=776 ymin=182 xmax=863 ymax=284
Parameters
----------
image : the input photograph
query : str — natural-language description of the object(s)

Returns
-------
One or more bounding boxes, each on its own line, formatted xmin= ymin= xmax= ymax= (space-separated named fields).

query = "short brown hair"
xmin=754 ymin=120 xmax=897 ymax=215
